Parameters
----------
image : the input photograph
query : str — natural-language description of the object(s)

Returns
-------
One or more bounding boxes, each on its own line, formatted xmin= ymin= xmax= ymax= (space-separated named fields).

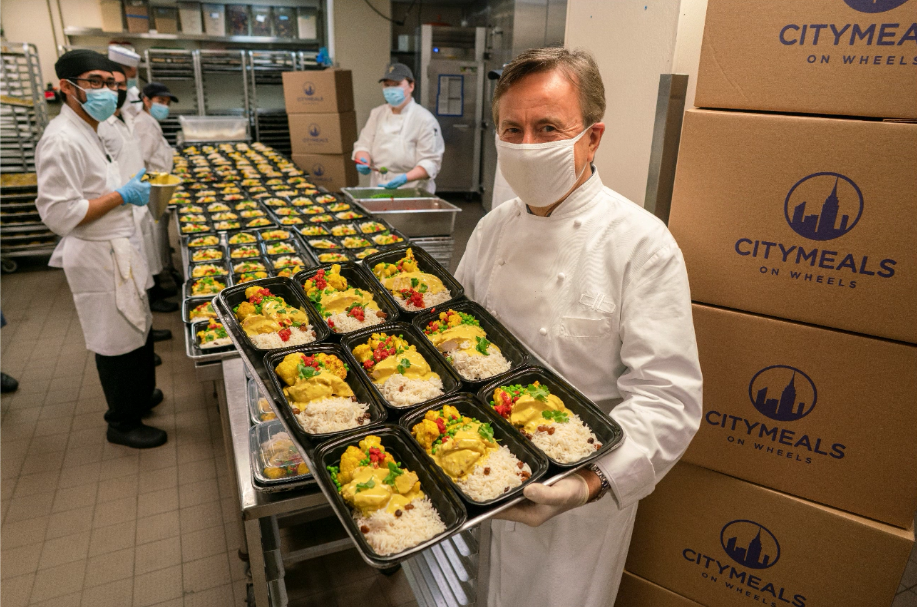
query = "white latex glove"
xmin=493 ymin=474 xmax=590 ymax=528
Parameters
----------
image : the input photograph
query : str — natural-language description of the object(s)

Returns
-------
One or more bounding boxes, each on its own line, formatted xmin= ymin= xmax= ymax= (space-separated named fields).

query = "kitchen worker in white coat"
xmin=36 ymin=49 xmax=168 ymax=449
xmin=98 ymin=63 xmax=177 ymax=348
xmin=352 ymin=62 xmax=445 ymax=193
xmin=109 ymin=44 xmax=143 ymax=128
xmin=133 ymin=82 xmax=177 ymax=280
xmin=101 ymin=59 xmax=179 ymax=315
xmin=454 ymin=48 xmax=703 ymax=607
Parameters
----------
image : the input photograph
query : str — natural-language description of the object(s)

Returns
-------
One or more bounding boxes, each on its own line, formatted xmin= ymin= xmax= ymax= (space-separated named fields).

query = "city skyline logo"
xmin=302 ymin=81 xmax=316 ymax=96
xmin=308 ymin=123 xmax=321 ymax=137
xmin=748 ymin=365 xmax=818 ymax=422
xmin=784 ymin=172 xmax=863 ymax=241
xmin=311 ymin=163 xmax=325 ymax=177
xmin=720 ymin=520 xmax=781 ymax=570
xmin=843 ymin=0 xmax=910 ymax=13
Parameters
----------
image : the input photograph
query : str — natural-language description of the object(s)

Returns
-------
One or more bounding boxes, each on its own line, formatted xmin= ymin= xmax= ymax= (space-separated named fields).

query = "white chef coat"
xmin=133 ymin=108 xmax=174 ymax=269
xmin=98 ymin=114 xmax=163 ymax=277
xmin=121 ymin=85 xmax=142 ymax=130
xmin=133 ymin=108 xmax=174 ymax=174
xmin=454 ymin=168 xmax=703 ymax=607
xmin=352 ymin=99 xmax=444 ymax=193
xmin=36 ymin=104 xmax=152 ymax=356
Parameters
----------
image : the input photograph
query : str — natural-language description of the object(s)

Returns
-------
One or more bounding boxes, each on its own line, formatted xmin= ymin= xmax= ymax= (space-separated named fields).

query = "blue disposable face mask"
xmin=383 ymin=86 xmax=406 ymax=107
xmin=127 ymin=77 xmax=139 ymax=90
xmin=70 ymin=82 xmax=117 ymax=122
xmin=150 ymin=102 xmax=170 ymax=121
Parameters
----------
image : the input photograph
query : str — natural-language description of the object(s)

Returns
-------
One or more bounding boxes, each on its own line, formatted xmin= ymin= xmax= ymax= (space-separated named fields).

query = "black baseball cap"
xmin=142 ymin=82 xmax=179 ymax=102
xmin=379 ymin=62 xmax=414 ymax=83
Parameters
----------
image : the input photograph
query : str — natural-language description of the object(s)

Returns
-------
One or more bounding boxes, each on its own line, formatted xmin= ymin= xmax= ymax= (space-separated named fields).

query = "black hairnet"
xmin=54 ymin=49 xmax=114 ymax=80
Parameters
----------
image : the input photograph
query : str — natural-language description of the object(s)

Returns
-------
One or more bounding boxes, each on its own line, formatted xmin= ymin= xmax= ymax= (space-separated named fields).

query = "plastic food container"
xmin=294 ymin=262 xmax=401 ymax=337
xmin=476 ymin=366 xmax=626 ymax=468
xmin=398 ymin=393 xmax=550 ymax=506
xmin=216 ymin=276 xmax=330 ymax=351
xmin=361 ymin=245 xmax=465 ymax=318
xmin=182 ymin=296 xmax=219 ymax=324
xmin=249 ymin=420 xmax=315 ymax=492
xmin=189 ymin=318 xmax=234 ymax=355
xmin=262 ymin=342 xmax=388 ymax=443
xmin=248 ymin=378 xmax=276 ymax=424
xmin=250 ymin=5 xmax=272 ymax=36
xmin=312 ymin=424 xmax=467 ymax=567
xmin=340 ymin=321 xmax=463 ymax=413
xmin=411 ymin=300 xmax=530 ymax=389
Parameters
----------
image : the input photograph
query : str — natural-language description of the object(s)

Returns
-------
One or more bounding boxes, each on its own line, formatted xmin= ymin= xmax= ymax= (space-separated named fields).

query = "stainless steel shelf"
xmin=64 ymin=26 xmax=320 ymax=46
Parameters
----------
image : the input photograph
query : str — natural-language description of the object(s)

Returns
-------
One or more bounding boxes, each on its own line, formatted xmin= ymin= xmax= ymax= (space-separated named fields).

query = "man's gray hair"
xmin=492 ymin=47 xmax=606 ymax=128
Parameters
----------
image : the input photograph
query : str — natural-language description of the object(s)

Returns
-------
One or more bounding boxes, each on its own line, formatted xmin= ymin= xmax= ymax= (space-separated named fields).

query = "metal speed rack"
xmin=0 ymin=42 xmax=48 ymax=173
xmin=145 ymin=49 xmax=320 ymax=150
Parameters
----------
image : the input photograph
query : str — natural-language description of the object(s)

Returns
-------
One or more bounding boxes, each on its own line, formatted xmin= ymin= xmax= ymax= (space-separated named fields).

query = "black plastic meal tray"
xmin=312 ymin=424 xmax=467 ymax=568
xmin=227 ymin=231 xmax=262 ymax=245
xmin=397 ymin=393 xmax=550 ymax=507
xmin=216 ymin=276 xmax=331 ymax=352
xmin=360 ymin=245 xmax=465 ymax=318
xmin=476 ymin=366 xmax=625 ymax=469
xmin=256 ymin=228 xmax=295 ymax=242
xmin=182 ymin=296 xmax=218 ymax=324
xmin=187 ymin=260 xmax=231 ymax=282
xmin=411 ymin=300 xmax=531 ymax=390
xmin=184 ymin=275 xmax=233 ymax=300
xmin=261 ymin=342 xmax=388 ymax=443
xmin=339 ymin=321 xmax=463 ymax=413
xmin=293 ymin=262 xmax=401 ymax=337
xmin=189 ymin=318 xmax=235 ymax=356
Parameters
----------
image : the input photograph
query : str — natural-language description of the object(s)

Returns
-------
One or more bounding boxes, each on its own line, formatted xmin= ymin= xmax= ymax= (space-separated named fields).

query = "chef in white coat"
xmin=454 ymin=48 xmax=703 ymax=607
xmin=352 ymin=62 xmax=445 ymax=193
xmin=36 ymin=50 xmax=168 ymax=450
xmin=133 ymin=82 xmax=177 ymax=280
xmin=102 ymin=57 xmax=178 ymax=314
xmin=109 ymin=44 xmax=143 ymax=128
xmin=98 ymin=64 xmax=176 ymax=345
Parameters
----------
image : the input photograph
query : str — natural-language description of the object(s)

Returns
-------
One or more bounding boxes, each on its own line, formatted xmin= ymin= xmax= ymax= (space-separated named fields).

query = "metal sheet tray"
xmin=342 ymin=187 xmax=436 ymax=201
xmin=351 ymin=198 xmax=460 ymax=238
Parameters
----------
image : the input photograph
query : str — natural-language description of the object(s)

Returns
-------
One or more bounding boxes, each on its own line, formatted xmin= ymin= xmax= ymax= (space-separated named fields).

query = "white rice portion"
xmin=249 ymin=325 xmax=316 ymax=349
xmin=295 ymin=396 xmax=370 ymax=434
xmin=455 ymin=445 xmax=531 ymax=502
xmin=326 ymin=310 xmax=384 ymax=334
xmin=355 ymin=496 xmax=446 ymax=556
xmin=396 ymin=289 xmax=451 ymax=312
xmin=531 ymin=412 xmax=602 ymax=464
xmin=199 ymin=337 xmax=232 ymax=349
xmin=449 ymin=344 xmax=511 ymax=381
xmin=377 ymin=374 xmax=443 ymax=408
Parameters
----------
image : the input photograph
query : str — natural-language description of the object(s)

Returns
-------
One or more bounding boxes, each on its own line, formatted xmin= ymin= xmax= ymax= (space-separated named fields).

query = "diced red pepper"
xmin=434 ymin=418 xmax=446 ymax=434
xmin=278 ymin=328 xmax=291 ymax=342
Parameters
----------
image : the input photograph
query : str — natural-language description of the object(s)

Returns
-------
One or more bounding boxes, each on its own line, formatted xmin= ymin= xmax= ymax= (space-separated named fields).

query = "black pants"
xmin=95 ymin=331 xmax=156 ymax=430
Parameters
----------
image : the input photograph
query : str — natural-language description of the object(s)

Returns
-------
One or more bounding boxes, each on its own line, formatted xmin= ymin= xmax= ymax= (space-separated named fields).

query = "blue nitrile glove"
xmin=383 ymin=173 xmax=408 ymax=189
xmin=117 ymin=168 xmax=151 ymax=207
xmin=355 ymin=161 xmax=371 ymax=175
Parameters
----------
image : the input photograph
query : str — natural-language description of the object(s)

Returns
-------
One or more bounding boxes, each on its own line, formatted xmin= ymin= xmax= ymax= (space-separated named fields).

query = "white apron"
xmin=132 ymin=109 xmax=174 ymax=270
xmin=50 ymin=160 xmax=152 ymax=357
xmin=368 ymin=106 xmax=436 ymax=194
xmin=454 ymin=170 xmax=703 ymax=607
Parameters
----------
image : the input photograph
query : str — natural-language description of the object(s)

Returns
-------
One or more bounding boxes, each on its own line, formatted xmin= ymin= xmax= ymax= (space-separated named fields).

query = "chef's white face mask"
xmin=496 ymin=125 xmax=592 ymax=209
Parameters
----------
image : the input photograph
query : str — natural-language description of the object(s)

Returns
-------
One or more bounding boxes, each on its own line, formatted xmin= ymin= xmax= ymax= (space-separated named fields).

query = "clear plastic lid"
xmin=250 ymin=419 xmax=312 ymax=485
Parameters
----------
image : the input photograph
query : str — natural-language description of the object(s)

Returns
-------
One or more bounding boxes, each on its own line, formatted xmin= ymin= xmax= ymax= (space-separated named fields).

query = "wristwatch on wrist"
xmin=587 ymin=464 xmax=611 ymax=503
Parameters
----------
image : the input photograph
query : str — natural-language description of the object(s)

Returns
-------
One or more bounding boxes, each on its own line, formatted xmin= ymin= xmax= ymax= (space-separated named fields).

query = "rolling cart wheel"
xmin=246 ymin=583 xmax=255 ymax=607
xmin=1 ymin=258 xmax=18 ymax=273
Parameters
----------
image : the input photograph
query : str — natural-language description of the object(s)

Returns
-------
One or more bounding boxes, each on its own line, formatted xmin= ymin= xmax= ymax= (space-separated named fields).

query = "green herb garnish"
xmin=298 ymin=363 xmax=318 ymax=380
xmin=396 ymin=358 xmax=411 ymax=374
xmin=383 ymin=462 xmax=404 ymax=486
xmin=478 ymin=422 xmax=495 ymax=442
xmin=475 ymin=336 xmax=491 ymax=355
xmin=541 ymin=410 xmax=569 ymax=423
xmin=355 ymin=478 xmax=375 ymax=492
xmin=528 ymin=384 xmax=550 ymax=402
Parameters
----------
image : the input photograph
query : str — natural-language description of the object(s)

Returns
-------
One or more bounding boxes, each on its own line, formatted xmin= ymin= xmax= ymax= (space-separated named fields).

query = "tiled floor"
xmin=0 ymin=259 xmax=421 ymax=606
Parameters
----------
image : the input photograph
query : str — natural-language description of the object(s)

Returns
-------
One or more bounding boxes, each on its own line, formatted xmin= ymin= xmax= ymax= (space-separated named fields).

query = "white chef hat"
xmin=108 ymin=44 xmax=140 ymax=67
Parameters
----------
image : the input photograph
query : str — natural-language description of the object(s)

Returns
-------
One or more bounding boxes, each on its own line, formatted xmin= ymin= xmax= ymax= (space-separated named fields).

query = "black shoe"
xmin=154 ymin=353 xmax=162 ymax=366
xmin=1 ymin=372 xmax=18 ymax=393
xmin=106 ymin=423 xmax=168 ymax=449
xmin=150 ymin=299 xmax=179 ymax=313
xmin=151 ymin=328 xmax=173 ymax=342
xmin=143 ymin=388 xmax=164 ymax=418
xmin=149 ymin=284 xmax=178 ymax=301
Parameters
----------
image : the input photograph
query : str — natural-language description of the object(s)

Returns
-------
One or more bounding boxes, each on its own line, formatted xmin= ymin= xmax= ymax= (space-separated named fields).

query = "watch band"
xmin=588 ymin=464 xmax=611 ymax=503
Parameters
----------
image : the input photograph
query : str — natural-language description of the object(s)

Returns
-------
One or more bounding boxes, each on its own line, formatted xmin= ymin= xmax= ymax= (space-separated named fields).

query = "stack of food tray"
xmin=212 ymin=243 xmax=626 ymax=567
xmin=0 ymin=172 xmax=59 ymax=263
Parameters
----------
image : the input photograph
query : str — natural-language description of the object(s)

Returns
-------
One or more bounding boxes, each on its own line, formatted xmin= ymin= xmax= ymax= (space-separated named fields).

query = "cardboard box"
xmin=291 ymin=154 xmax=358 ymax=193
xmin=288 ymin=112 xmax=358 ymax=156
xmin=283 ymin=70 xmax=354 ymax=114
xmin=668 ymin=109 xmax=917 ymax=344
xmin=178 ymin=2 xmax=203 ymax=34
xmin=685 ymin=304 xmax=917 ymax=528
xmin=616 ymin=571 xmax=704 ymax=607
xmin=695 ymin=0 xmax=917 ymax=120
xmin=100 ymin=0 xmax=124 ymax=32
xmin=151 ymin=6 xmax=178 ymax=33
xmin=123 ymin=0 xmax=150 ymax=33
xmin=626 ymin=464 xmax=914 ymax=607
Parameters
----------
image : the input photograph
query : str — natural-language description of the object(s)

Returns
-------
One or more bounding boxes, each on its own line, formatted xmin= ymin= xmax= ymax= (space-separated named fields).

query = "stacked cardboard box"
xmin=282 ymin=69 xmax=359 ymax=192
xmin=625 ymin=0 xmax=917 ymax=604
